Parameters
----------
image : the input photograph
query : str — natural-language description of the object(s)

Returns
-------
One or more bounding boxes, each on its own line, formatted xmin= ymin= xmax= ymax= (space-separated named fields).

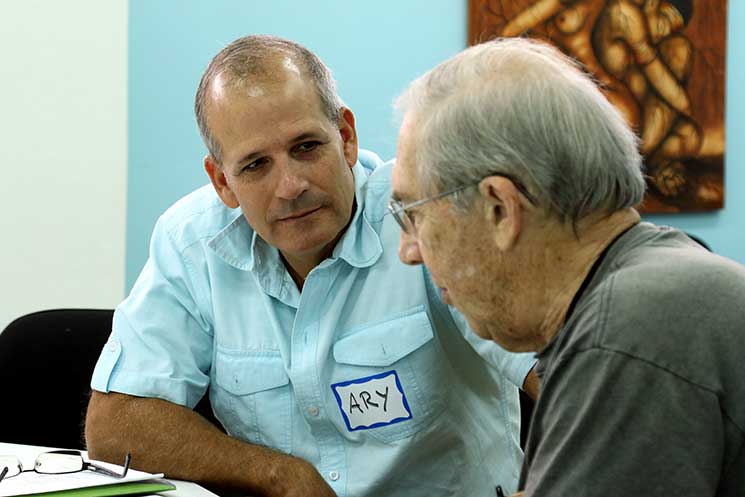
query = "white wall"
xmin=0 ymin=0 xmax=128 ymax=331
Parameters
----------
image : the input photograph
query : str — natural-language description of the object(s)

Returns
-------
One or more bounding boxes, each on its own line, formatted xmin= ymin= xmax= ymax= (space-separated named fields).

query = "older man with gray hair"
xmin=391 ymin=37 xmax=745 ymax=496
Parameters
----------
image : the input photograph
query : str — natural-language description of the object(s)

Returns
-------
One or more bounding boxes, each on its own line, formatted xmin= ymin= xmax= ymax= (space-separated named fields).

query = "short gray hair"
xmin=195 ymin=35 xmax=344 ymax=164
xmin=395 ymin=37 xmax=645 ymax=223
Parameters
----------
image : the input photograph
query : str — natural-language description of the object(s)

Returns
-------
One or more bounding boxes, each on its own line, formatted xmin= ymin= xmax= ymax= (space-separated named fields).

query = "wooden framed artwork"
xmin=469 ymin=1 xmax=727 ymax=212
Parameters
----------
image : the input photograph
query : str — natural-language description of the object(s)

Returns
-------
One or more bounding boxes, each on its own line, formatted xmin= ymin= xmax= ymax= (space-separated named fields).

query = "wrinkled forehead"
xmin=392 ymin=113 xmax=424 ymax=202
xmin=204 ymin=69 xmax=329 ymax=165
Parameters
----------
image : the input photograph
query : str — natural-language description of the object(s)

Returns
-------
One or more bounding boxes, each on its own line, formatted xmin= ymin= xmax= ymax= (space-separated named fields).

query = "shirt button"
xmin=307 ymin=406 xmax=319 ymax=417
xmin=108 ymin=340 xmax=118 ymax=352
xmin=328 ymin=470 xmax=339 ymax=481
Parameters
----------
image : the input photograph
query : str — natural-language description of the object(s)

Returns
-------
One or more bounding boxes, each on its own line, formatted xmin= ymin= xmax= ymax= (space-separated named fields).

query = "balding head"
xmin=195 ymin=35 xmax=344 ymax=164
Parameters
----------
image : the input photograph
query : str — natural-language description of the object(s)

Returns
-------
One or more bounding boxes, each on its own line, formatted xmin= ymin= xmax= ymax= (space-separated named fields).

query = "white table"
xmin=0 ymin=443 xmax=219 ymax=497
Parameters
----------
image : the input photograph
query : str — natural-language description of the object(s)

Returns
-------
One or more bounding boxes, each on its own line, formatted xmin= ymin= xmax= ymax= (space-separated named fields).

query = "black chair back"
xmin=0 ymin=309 xmax=114 ymax=448
xmin=0 ymin=309 xmax=222 ymax=449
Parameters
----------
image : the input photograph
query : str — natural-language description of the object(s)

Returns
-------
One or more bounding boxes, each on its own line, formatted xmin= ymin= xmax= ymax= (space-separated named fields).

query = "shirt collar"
xmin=331 ymin=163 xmax=383 ymax=268
xmin=208 ymin=161 xmax=383 ymax=274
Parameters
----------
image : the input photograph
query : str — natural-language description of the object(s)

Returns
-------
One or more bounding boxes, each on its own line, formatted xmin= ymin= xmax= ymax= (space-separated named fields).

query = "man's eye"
xmin=295 ymin=141 xmax=321 ymax=153
xmin=241 ymin=159 xmax=265 ymax=173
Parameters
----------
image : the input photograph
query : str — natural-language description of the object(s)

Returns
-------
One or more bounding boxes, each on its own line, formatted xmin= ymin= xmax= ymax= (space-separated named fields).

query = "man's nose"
xmin=398 ymin=231 xmax=423 ymax=265
xmin=275 ymin=160 xmax=310 ymax=200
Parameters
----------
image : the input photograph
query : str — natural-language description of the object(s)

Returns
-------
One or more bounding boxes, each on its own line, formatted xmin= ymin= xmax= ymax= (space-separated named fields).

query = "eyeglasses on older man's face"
xmin=388 ymin=184 xmax=472 ymax=235
xmin=387 ymin=174 xmax=536 ymax=235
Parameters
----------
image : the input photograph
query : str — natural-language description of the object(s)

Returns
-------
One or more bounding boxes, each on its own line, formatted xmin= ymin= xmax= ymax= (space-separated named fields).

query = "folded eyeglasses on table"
xmin=0 ymin=450 xmax=131 ymax=482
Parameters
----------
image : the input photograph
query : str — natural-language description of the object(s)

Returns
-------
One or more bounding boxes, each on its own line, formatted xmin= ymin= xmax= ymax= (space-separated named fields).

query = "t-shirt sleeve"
xmin=448 ymin=306 xmax=536 ymax=390
xmin=523 ymin=347 xmax=723 ymax=496
xmin=90 ymin=216 xmax=213 ymax=408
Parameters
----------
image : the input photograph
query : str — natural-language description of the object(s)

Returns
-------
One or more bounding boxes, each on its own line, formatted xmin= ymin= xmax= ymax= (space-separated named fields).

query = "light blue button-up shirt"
xmin=92 ymin=150 xmax=535 ymax=496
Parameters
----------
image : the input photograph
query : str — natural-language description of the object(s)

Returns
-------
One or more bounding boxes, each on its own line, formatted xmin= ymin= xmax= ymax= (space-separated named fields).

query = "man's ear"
xmin=478 ymin=176 xmax=523 ymax=251
xmin=204 ymin=155 xmax=239 ymax=209
xmin=338 ymin=107 xmax=358 ymax=168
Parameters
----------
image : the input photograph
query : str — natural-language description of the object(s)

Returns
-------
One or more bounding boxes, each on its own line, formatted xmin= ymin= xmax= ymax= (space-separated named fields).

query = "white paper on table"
xmin=0 ymin=447 xmax=164 ymax=497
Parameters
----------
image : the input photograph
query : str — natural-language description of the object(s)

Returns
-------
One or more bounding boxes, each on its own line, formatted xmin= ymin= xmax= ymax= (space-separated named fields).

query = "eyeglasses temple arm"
xmin=86 ymin=453 xmax=131 ymax=478
xmin=0 ymin=467 xmax=8 ymax=483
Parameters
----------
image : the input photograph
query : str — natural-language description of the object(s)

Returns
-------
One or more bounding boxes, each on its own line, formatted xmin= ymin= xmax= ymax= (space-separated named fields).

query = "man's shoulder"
xmin=157 ymin=184 xmax=242 ymax=251
xmin=357 ymin=149 xmax=394 ymax=221
xmin=570 ymin=227 xmax=745 ymax=382
xmin=605 ymin=225 xmax=745 ymax=312
xmin=359 ymin=150 xmax=393 ymax=189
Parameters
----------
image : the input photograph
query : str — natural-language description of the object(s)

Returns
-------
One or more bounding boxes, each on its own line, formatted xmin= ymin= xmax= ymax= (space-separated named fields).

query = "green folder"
xmin=12 ymin=479 xmax=176 ymax=497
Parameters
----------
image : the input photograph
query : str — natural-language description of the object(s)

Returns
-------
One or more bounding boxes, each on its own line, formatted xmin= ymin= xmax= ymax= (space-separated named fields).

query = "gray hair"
xmin=194 ymin=35 xmax=344 ymax=164
xmin=395 ymin=37 xmax=646 ymax=223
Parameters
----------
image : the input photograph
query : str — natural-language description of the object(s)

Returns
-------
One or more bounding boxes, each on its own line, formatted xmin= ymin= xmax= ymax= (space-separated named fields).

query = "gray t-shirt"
xmin=519 ymin=222 xmax=745 ymax=496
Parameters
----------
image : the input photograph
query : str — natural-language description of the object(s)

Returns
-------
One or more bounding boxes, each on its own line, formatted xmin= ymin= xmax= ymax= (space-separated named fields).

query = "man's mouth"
xmin=279 ymin=206 xmax=322 ymax=221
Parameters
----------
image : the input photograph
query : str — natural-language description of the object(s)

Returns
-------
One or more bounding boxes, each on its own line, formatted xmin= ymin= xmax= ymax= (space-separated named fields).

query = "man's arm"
xmin=85 ymin=391 xmax=335 ymax=497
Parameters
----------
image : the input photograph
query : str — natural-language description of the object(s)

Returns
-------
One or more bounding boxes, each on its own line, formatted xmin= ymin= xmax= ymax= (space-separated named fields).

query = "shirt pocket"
xmin=332 ymin=307 xmax=446 ymax=443
xmin=211 ymin=347 xmax=293 ymax=453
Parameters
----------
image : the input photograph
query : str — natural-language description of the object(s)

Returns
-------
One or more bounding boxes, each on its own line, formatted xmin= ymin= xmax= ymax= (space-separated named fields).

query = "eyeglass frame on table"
xmin=0 ymin=449 xmax=130 ymax=483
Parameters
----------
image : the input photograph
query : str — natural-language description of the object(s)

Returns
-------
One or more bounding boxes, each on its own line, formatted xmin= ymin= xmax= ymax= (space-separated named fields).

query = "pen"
xmin=496 ymin=485 xmax=505 ymax=497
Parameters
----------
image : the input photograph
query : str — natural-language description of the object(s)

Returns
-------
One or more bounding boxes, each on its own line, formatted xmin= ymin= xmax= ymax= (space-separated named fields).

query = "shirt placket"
xmin=290 ymin=261 xmax=348 ymax=496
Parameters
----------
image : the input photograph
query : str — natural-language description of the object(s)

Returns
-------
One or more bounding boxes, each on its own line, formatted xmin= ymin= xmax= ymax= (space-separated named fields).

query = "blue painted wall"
xmin=127 ymin=0 xmax=744 ymax=289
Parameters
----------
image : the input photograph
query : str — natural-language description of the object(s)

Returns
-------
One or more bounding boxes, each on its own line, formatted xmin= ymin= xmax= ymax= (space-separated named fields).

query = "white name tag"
xmin=331 ymin=370 xmax=412 ymax=432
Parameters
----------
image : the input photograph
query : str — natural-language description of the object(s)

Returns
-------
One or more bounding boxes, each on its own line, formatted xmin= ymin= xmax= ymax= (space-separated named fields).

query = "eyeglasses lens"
xmin=392 ymin=202 xmax=415 ymax=235
xmin=0 ymin=456 xmax=22 ymax=480
xmin=35 ymin=453 xmax=84 ymax=474
xmin=395 ymin=211 xmax=411 ymax=234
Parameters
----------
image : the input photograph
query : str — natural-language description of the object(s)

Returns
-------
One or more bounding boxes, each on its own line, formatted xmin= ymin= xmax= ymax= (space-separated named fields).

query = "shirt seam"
xmin=164 ymin=227 xmax=213 ymax=339
xmin=162 ymin=197 xmax=226 ymax=241
xmin=555 ymin=346 xmax=743 ymax=435
xmin=593 ymin=269 xmax=743 ymax=432
xmin=340 ymin=304 xmax=427 ymax=336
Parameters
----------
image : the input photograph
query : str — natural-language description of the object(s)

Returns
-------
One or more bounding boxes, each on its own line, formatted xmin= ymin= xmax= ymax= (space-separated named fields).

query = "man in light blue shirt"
xmin=85 ymin=35 xmax=536 ymax=497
